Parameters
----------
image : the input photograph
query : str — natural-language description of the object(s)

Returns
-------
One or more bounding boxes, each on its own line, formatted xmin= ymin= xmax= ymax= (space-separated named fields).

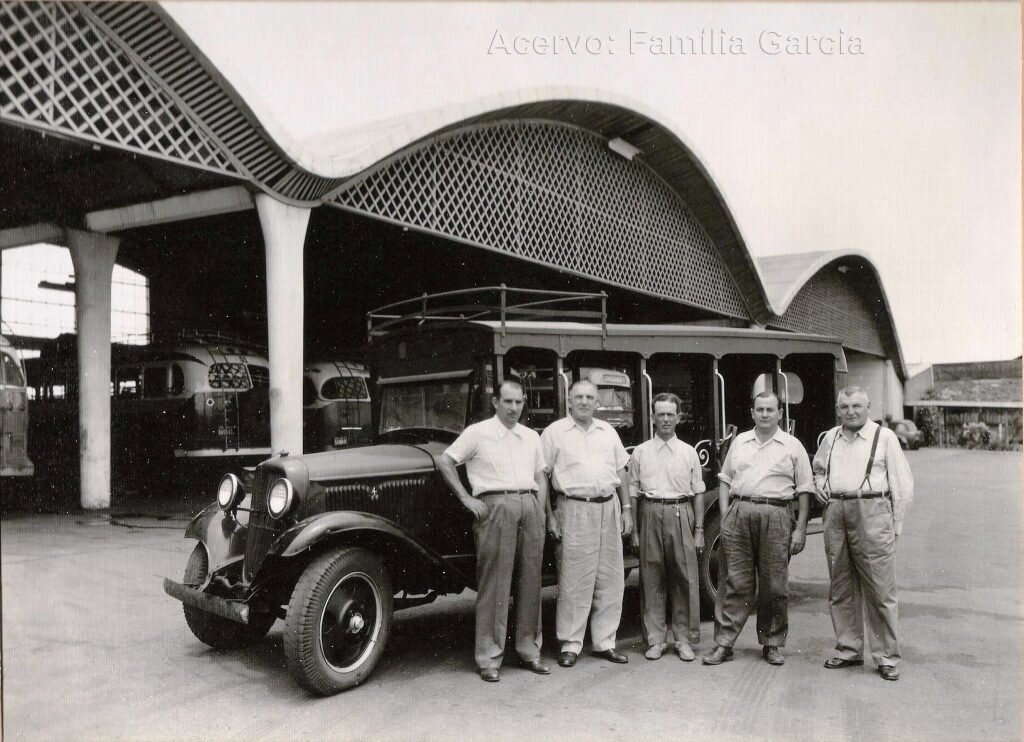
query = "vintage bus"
xmin=0 ymin=333 xmax=34 ymax=479
xmin=166 ymin=287 xmax=846 ymax=695
xmin=303 ymin=359 xmax=372 ymax=452
xmin=30 ymin=333 xmax=273 ymax=492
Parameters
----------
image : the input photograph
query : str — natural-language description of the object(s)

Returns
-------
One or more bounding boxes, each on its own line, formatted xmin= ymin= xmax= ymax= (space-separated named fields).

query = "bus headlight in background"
xmin=267 ymin=478 xmax=295 ymax=518
xmin=217 ymin=473 xmax=245 ymax=510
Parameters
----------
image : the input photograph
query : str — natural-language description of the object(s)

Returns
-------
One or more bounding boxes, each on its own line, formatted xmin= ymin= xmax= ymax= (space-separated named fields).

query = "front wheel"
xmin=698 ymin=510 xmax=722 ymax=618
xmin=182 ymin=544 xmax=276 ymax=650
xmin=284 ymin=547 xmax=393 ymax=695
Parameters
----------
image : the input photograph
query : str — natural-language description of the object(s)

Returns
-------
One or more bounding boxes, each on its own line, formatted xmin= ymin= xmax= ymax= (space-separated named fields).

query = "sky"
xmin=163 ymin=1 xmax=1022 ymax=368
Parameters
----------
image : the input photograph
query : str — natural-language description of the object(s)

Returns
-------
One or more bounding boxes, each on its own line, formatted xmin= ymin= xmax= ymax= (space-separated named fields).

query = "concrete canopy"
xmin=2 ymin=1 xmax=774 ymax=326
xmin=758 ymin=250 xmax=908 ymax=380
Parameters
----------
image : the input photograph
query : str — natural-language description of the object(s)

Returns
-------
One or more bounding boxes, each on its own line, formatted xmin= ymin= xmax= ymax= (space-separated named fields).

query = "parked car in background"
xmin=890 ymin=419 xmax=924 ymax=450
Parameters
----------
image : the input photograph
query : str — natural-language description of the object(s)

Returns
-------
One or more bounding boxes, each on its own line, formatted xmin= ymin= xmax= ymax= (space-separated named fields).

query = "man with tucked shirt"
xmin=703 ymin=391 xmax=813 ymax=667
xmin=813 ymin=387 xmax=914 ymax=682
xmin=542 ymin=379 xmax=633 ymax=667
xmin=438 ymin=380 xmax=550 ymax=683
xmin=628 ymin=393 xmax=705 ymax=661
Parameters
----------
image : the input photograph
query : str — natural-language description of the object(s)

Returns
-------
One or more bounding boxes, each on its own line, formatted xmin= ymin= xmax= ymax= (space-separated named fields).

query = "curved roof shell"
xmin=1 ymin=1 xmax=904 ymax=374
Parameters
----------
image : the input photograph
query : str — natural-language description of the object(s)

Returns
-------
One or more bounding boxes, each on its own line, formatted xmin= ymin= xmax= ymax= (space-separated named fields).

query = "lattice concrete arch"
xmin=759 ymin=250 xmax=906 ymax=377
xmin=329 ymin=119 xmax=753 ymax=321
xmin=0 ymin=1 xmax=342 ymax=203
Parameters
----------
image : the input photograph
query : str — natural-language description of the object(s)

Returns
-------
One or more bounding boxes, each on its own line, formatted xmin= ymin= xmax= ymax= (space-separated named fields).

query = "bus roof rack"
xmin=151 ymin=329 xmax=268 ymax=353
xmin=366 ymin=285 xmax=608 ymax=343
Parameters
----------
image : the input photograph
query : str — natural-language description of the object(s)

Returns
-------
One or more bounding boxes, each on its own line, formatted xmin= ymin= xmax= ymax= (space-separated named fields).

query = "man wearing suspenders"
xmin=812 ymin=386 xmax=915 ymax=681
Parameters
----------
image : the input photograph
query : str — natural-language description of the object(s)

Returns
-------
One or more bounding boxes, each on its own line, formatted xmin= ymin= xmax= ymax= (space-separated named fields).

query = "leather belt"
xmin=731 ymin=495 xmax=792 ymax=506
xmin=479 ymin=489 xmax=537 ymax=497
xmin=557 ymin=492 xmax=614 ymax=504
xmin=640 ymin=495 xmax=693 ymax=505
xmin=830 ymin=491 xmax=890 ymax=500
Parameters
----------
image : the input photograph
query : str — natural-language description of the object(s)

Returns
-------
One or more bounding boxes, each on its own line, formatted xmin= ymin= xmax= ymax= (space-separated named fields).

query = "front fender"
xmin=184 ymin=504 xmax=247 ymax=574
xmin=270 ymin=511 xmax=472 ymax=590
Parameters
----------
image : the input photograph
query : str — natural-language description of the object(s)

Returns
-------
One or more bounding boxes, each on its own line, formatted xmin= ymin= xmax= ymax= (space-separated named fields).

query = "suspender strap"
xmin=825 ymin=429 xmax=841 ymax=490
xmin=859 ymin=425 xmax=882 ymax=491
xmin=826 ymin=425 xmax=882 ymax=494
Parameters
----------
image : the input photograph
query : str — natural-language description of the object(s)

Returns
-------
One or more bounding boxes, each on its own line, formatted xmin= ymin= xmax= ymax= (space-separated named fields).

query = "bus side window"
xmin=2 ymin=353 xmax=25 ymax=387
xmin=170 ymin=364 xmax=184 ymax=396
xmin=115 ymin=366 xmax=142 ymax=398
xmin=143 ymin=366 xmax=169 ymax=399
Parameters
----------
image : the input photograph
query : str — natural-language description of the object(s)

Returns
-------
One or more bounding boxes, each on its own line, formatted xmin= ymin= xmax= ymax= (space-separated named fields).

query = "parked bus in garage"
xmin=303 ymin=359 xmax=372 ymax=452
xmin=0 ymin=333 xmax=34 ymax=479
xmin=29 ymin=333 xmax=273 ymax=494
xmin=165 ymin=286 xmax=847 ymax=695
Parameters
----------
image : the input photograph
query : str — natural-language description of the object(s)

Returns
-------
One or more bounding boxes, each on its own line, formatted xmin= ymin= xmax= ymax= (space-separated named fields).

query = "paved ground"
xmin=1 ymin=448 xmax=1020 ymax=741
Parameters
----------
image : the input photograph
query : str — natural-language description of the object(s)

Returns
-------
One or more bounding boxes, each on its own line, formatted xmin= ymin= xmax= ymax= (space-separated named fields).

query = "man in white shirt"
xmin=542 ymin=379 xmax=633 ymax=668
xmin=628 ymin=392 xmax=705 ymax=661
xmin=438 ymin=380 xmax=550 ymax=683
xmin=813 ymin=386 xmax=914 ymax=682
xmin=703 ymin=391 xmax=813 ymax=667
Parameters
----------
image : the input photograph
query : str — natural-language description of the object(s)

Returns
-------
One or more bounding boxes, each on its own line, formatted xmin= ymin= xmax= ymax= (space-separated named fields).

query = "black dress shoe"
xmin=878 ymin=665 xmax=900 ymax=681
xmin=557 ymin=651 xmax=578 ymax=667
xmin=824 ymin=657 xmax=864 ymax=669
xmin=479 ymin=667 xmax=500 ymax=682
xmin=593 ymin=648 xmax=629 ymax=664
xmin=518 ymin=658 xmax=551 ymax=675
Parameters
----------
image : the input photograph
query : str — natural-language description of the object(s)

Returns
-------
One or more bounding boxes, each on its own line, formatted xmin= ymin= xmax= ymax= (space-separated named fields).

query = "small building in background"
xmin=905 ymin=357 xmax=1022 ymax=448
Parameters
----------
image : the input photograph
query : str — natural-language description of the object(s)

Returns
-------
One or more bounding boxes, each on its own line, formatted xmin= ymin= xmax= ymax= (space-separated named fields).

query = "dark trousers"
xmin=714 ymin=499 xmax=793 ymax=648
xmin=473 ymin=492 xmax=545 ymax=670
xmin=638 ymin=500 xmax=700 ymax=646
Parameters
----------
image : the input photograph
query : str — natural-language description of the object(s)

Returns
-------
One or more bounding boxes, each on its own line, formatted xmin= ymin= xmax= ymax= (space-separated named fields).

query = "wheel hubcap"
xmin=320 ymin=572 xmax=381 ymax=672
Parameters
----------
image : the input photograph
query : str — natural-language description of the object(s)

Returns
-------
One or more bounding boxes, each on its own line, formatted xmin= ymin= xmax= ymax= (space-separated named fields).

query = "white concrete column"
xmin=67 ymin=230 xmax=119 ymax=510
xmin=256 ymin=195 xmax=310 ymax=457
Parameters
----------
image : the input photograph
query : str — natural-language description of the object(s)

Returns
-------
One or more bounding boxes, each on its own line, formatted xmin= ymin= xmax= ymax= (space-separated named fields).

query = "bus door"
xmin=778 ymin=354 xmax=840 ymax=454
xmin=716 ymin=354 xmax=778 ymax=459
xmin=501 ymin=347 xmax=561 ymax=434
xmin=645 ymin=353 xmax=716 ymax=476
xmin=564 ymin=351 xmax=643 ymax=448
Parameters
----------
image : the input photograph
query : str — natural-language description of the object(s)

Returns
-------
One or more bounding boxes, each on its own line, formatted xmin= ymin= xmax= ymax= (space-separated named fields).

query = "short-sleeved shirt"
xmin=812 ymin=419 xmax=914 ymax=534
xmin=718 ymin=427 xmax=814 ymax=500
xmin=541 ymin=416 xmax=629 ymax=497
xmin=444 ymin=415 xmax=545 ymax=496
xmin=628 ymin=435 xmax=706 ymax=499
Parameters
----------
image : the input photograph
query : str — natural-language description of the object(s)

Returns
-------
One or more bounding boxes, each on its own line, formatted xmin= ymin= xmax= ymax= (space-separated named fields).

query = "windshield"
xmin=379 ymin=380 xmax=470 ymax=434
xmin=595 ymin=387 xmax=632 ymax=411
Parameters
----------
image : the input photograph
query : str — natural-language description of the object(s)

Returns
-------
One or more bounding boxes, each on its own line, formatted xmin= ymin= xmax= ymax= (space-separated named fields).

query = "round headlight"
xmin=217 ymin=473 xmax=244 ymax=510
xmin=267 ymin=478 xmax=295 ymax=518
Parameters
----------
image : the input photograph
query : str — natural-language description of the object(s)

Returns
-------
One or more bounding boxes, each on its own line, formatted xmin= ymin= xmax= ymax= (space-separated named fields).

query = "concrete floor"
xmin=1 ymin=448 xmax=1020 ymax=741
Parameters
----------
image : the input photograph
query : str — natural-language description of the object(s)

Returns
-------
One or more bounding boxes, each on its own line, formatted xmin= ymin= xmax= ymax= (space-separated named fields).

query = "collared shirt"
xmin=812 ymin=419 xmax=915 ymax=535
xmin=444 ymin=415 xmax=545 ymax=496
xmin=718 ymin=427 xmax=815 ymax=500
xmin=541 ymin=416 xmax=629 ymax=497
xmin=628 ymin=435 xmax=706 ymax=499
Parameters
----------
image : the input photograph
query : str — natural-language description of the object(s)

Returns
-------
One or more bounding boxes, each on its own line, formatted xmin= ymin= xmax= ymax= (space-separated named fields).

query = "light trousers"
xmin=823 ymin=496 xmax=901 ymax=667
xmin=555 ymin=496 xmax=624 ymax=654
